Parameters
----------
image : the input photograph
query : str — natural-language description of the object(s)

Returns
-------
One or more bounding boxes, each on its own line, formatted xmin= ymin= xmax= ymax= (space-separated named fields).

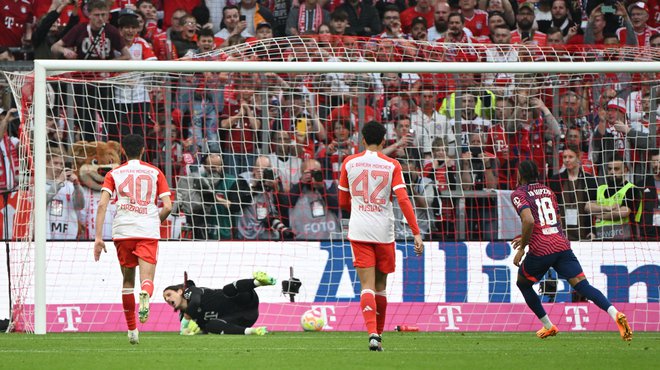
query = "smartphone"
xmin=521 ymin=31 xmax=530 ymax=40
xmin=240 ymin=15 xmax=246 ymax=22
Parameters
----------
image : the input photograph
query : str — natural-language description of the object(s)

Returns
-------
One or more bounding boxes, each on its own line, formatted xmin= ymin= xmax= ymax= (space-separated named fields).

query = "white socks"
xmin=540 ymin=315 xmax=554 ymax=329
xmin=607 ymin=306 xmax=618 ymax=320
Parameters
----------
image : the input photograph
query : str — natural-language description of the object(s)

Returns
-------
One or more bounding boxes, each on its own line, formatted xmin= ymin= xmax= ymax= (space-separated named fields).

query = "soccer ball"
xmin=300 ymin=309 xmax=325 ymax=331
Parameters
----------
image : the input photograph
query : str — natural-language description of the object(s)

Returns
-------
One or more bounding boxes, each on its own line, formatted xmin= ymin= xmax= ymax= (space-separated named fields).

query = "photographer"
xmin=228 ymin=155 xmax=294 ymax=240
xmin=46 ymin=146 xmax=85 ymax=240
xmin=280 ymin=159 xmax=342 ymax=240
xmin=175 ymin=154 xmax=234 ymax=240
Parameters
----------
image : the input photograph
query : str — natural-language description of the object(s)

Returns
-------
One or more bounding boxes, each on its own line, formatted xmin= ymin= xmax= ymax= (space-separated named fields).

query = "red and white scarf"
xmin=298 ymin=3 xmax=323 ymax=34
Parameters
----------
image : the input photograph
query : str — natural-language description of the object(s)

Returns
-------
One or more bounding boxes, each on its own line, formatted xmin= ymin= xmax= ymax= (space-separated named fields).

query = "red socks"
xmin=122 ymin=289 xmax=136 ymax=330
xmin=141 ymin=279 xmax=154 ymax=297
xmin=375 ymin=291 xmax=387 ymax=335
xmin=360 ymin=289 xmax=377 ymax=334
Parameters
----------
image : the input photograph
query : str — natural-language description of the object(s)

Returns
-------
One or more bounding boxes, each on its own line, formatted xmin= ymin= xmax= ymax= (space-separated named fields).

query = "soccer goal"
xmin=2 ymin=37 xmax=659 ymax=335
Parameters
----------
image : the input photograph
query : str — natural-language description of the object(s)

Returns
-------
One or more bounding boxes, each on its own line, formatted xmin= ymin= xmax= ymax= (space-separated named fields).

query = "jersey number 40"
xmin=118 ymin=174 xmax=154 ymax=206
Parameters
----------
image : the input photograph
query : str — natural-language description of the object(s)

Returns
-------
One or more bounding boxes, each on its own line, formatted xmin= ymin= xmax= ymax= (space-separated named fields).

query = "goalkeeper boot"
xmin=616 ymin=312 xmax=633 ymax=341
xmin=369 ymin=334 xmax=383 ymax=352
xmin=128 ymin=329 xmax=139 ymax=345
xmin=536 ymin=325 xmax=559 ymax=339
xmin=138 ymin=290 xmax=150 ymax=324
xmin=253 ymin=271 xmax=277 ymax=286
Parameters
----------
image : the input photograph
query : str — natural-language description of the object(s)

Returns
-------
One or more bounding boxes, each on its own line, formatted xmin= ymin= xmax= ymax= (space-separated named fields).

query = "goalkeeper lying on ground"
xmin=162 ymin=272 xmax=276 ymax=335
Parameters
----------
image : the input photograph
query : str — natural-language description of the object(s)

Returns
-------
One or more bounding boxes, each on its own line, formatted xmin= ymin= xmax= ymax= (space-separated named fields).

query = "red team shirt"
xmin=339 ymin=150 xmax=419 ymax=243
xmin=511 ymin=183 xmax=570 ymax=256
xmin=0 ymin=0 xmax=33 ymax=47
xmin=101 ymin=159 xmax=171 ymax=240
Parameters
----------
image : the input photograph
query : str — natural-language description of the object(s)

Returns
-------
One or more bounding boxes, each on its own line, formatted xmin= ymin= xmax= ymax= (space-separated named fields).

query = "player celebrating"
xmin=338 ymin=121 xmax=424 ymax=351
xmin=511 ymin=160 xmax=632 ymax=341
xmin=162 ymin=272 xmax=276 ymax=336
xmin=94 ymin=134 xmax=172 ymax=344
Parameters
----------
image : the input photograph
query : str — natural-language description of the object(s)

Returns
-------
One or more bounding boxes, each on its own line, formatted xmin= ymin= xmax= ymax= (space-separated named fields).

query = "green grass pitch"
xmin=0 ymin=332 xmax=657 ymax=369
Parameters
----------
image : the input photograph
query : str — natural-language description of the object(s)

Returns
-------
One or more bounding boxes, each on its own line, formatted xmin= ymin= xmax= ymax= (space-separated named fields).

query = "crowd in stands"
xmin=1 ymin=0 xmax=660 ymax=242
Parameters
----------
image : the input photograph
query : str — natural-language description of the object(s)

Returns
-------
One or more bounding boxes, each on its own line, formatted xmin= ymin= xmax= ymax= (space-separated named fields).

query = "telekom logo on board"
xmin=437 ymin=306 xmax=463 ymax=330
xmin=564 ymin=306 xmax=589 ymax=331
xmin=311 ymin=305 xmax=337 ymax=330
xmin=57 ymin=306 xmax=82 ymax=332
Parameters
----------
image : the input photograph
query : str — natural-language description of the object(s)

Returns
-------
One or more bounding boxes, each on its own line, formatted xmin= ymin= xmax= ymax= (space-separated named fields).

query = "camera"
xmin=262 ymin=168 xmax=275 ymax=181
xmin=602 ymin=0 xmax=618 ymax=14
xmin=311 ymin=169 xmax=323 ymax=182
xmin=271 ymin=218 xmax=295 ymax=240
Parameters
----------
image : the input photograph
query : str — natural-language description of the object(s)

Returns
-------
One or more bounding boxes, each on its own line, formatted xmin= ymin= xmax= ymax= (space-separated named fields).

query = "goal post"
xmin=8 ymin=42 xmax=660 ymax=334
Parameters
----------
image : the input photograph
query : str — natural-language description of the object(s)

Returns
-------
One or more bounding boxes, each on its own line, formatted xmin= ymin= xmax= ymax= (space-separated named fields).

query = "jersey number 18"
xmin=535 ymin=197 xmax=557 ymax=226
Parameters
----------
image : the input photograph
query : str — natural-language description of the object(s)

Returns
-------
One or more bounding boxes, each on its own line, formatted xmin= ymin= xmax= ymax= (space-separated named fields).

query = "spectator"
xmin=438 ymin=12 xmax=476 ymax=43
xmin=46 ymin=146 xmax=85 ymax=240
xmin=383 ymin=116 xmax=423 ymax=165
xmin=263 ymin=0 xmax=292 ymax=37
xmin=110 ymin=9 xmax=157 ymax=144
xmin=458 ymin=0 xmax=489 ymax=38
xmin=238 ymin=0 xmax=275 ymax=37
xmin=401 ymin=159 xmax=440 ymax=239
xmin=337 ymin=0 xmax=380 ymax=37
xmin=178 ymin=28 xmax=225 ymax=154
xmin=286 ymin=0 xmax=330 ymax=36
xmin=220 ymin=75 xmax=261 ymax=176
xmin=483 ymin=0 xmax=515 ymax=28
xmin=175 ymin=154 xmax=234 ymax=240
xmin=584 ymin=6 xmax=609 ymax=45
xmin=401 ymin=0 xmax=435 ymax=34
xmin=441 ymin=91 xmax=491 ymax=147
xmin=410 ymin=89 xmax=455 ymax=158
xmin=137 ymin=0 xmax=160 ymax=42
xmin=511 ymin=2 xmax=547 ymax=45
xmin=281 ymin=159 xmax=342 ymax=240
xmin=255 ymin=21 xmax=275 ymax=40
xmin=485 ymin=11 xmax=508 ymax=41
xmin=152 ymin=9 xmax=185 ymax=60
xmin=32 ymin=0 xmax=79 ymax=60
xmin=537 ymin=0 xmax=577 ymax=37
xmin=173 ymin=13 xmax=200 ymax=57
xmin=558 ymin=127 xmax=595 ymax=175
xmin=463 ymin=132 xmax=498 ymax=240
xmin=586 ymin=157 xmax=642 ymax=240
xmin=410 ymin=16 xmax=429 ymax=41
xmin=548 ymin=146 xmax=600 ymax=240
xmin=228 ymin=155 xmax=294 ymax=240
xmin=0 ymin=108 xmax=19 ymax=193
xmin=51 ymin=0 xmax=130 ymax=142
xmin=267 ymin=130 xmax=303 ymax=193
xmin=483 ymin=25 xmax=518 ymax=96
xmin=645 ymin=149 xmax=660 ymax=239
xmin=618 ymin=1 xmax=657 ymax=47
xmin=428 ymin=1 xmax=452 ymax=42
xmin=0 ymin=0 xmax=33 ymax=52
xmin=592 ymin=97 xmax=628 ymax=176
xmin=374 ymin=5 xmax=409 ymax=39
xmin=318 ymin=120 xmax=358 ymax=180
xmin=327 ymin=9 xmax=348 ymax=36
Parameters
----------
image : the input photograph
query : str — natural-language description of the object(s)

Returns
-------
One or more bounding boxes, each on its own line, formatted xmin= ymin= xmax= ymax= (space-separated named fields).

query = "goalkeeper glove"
xmin=181 ymin=319 xmax=200 ymax=335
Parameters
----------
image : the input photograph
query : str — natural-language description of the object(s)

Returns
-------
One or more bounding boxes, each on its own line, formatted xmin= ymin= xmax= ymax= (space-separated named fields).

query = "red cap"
xmin=628 ymin=1 xmax=649 ymax=13
xmin=607 ymin=98 xmax=627 ymax=114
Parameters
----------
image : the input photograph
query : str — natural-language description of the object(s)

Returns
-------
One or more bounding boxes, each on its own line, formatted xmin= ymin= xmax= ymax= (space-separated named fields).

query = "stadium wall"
xmin=5 ymin=241 xmax=659 ymax=332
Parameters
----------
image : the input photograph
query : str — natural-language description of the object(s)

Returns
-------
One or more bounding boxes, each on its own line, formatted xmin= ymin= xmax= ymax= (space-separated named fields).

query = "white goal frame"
xmin=31 ymin=59 xmax=660 ymax=334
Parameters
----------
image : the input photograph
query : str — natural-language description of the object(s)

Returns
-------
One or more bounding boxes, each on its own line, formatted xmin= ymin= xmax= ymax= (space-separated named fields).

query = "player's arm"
xmin=338 ymin=159 xmax=351 ymax=212
xmin=512 ymin=208 xmax=534 ymax=267
xmin=93 ymin=190 xmax=111 ymax=261
xmin=159 ymin=194 xmax=173 ymax=223
xmin=393 ymin=163 xmax=424 ymax=255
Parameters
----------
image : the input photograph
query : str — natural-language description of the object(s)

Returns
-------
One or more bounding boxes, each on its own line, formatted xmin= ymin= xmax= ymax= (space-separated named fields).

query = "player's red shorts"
xmin=114 ymin=239 xmax=159 ymax=268
xmin=350 ymin=240 xmax=396 ymax=273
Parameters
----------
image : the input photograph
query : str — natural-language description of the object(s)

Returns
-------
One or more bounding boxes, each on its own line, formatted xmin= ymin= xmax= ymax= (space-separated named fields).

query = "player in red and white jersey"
xmin=511 ymin=160 xmax=632 ymax=341
xmin=0 ymin=0 xmax=33 ymax=48
xmin=94 ymin=134 xmax=172 ymax=345
xmin=338 ymin=121 xmax=423 ymax=351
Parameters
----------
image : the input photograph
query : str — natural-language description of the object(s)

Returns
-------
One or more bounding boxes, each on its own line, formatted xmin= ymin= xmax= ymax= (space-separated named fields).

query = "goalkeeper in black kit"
xmin=162 ymin=272 xmax=277 ymax=335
